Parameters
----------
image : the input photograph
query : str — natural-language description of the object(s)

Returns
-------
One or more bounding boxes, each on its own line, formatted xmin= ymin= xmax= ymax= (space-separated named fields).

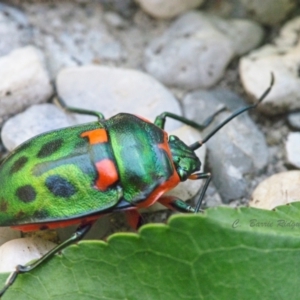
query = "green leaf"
xmin=1 ymin=203 xmax=300 ymax=299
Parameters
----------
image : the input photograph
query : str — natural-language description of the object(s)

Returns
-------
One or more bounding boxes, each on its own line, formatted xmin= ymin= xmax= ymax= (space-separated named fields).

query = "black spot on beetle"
xmin=32 ymin=209 xmax=49 ymax=220
xmin=37 ymin=139 xmax=63 ymax=158
xmin=0 ymin=200 xmax=8 ymax=212
xmin=16 ymin=185 xmax=37 ymax=203
xmin=45 ymin=175 xmax=76 ymax=198
xmin=10 ymin=156 xmax=28 ymax=174
xmin=15 ymin=210 xmax=26 ymax=220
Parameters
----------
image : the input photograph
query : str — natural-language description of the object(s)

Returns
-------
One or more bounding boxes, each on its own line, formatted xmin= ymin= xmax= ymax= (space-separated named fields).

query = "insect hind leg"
xmin=53 ymin=88 xmax=105 ymax=121
xmin=158 ymin=172 xmax=211 ymax=213
xmin=0 ymin=222 xmax=93 ymax=297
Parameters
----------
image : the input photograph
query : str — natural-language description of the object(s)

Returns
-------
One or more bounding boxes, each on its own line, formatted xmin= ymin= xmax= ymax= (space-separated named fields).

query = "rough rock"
xmin=183 ymin=88 xmax=268 ymax=202
xmin=240 ymin=16 xmax=300 ymax=115
xmin=0 ymin=237 xmax=56 ymax=272
xmin=0 ymin=227 xmax=21 ymax=247
xmin=250 ymin=171 xmax=300 ymax=209
xmin=288 ymin=112 xmax=300 ymax=130
xmin=135 ymin=0 xmax=205 ymax=19
xmin=24 ymin=3 xmax=125 ymax=77
xmin=0 ymin=3 xmax=31 ymax=56
xmin=2 ymin=104 xmax=73 ymax=151
xmin=56 ymin=65 xmax=182 ymax=131
xmin=205 ymin=0 xmax=296 ymax=25
xmin=285 ymin=132 xmax=300 ymax=168
xmin=145 ymin=11 xmax=263 ymax=90
xmin=0 ymin=46 xmax=53 ymax=119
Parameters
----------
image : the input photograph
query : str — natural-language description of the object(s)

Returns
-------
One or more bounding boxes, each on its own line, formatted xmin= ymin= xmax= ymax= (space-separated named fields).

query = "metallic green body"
xmin=0 ymin=114 xmax=179 ymax=226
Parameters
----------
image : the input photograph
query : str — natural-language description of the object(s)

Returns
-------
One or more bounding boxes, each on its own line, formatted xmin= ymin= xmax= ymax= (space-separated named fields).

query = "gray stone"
xmin=239 ymin=45 xmax=300 ymax=115
xmin=0 ymin=237 xmax=56 ymax=272
xmin=183 ymin=88 xmax=268 ymax=202
xmin=250 ymin=171 xmax=300 ymax=210
xmin=135 ymin=0 xmax=205 ymax=19
xmin=239 ymin=16 xmax=300 ymax=115
xmin=288 ymin=112 xmax=300 ymax=130
xmin=0 ymin=227 xmax=21 ymax=247
xmin=0 ymin=46 xmax=53 ymax=119
xmin=24 ymin=2 xmax=125 ymax=77
xmin=145 ymin=11 xmax=263 ymax=90
xmin=98 ymin=0 xmax=137 ymax=17
xmin=56 ymin=65 xmax=182 ymax=131
xmin=1 ymin=104 xmax=72 ymax=151
xmin=205 ymin=0 xmax=296 ymax=26
xmin=285 ymin=132 xmax=300 ymax=168
xmin=104 ymin=11 xmax=127 ymax=29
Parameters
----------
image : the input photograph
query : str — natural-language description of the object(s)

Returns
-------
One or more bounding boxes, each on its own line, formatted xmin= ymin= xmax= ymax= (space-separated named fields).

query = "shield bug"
xmin=0 ymin=74 xmax=274 ymax=296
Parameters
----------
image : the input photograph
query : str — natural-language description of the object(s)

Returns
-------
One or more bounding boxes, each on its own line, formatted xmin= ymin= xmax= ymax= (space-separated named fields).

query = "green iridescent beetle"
xmin=0 ymin=75 xmax=274 ymax=296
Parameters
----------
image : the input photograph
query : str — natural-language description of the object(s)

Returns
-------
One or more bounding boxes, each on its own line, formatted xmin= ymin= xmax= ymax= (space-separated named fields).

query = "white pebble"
xmin=135 ymin=0 xmax=205 ymax=19
xmin=0 ymin=237 xmax=56 ymax=272
xmin=250 ymin=171 xmax=300 ymax=210
xmin=0 ymin=46 xmax=53 ymax=119
xmin=285 ymin=132 xmax=300 ymax=168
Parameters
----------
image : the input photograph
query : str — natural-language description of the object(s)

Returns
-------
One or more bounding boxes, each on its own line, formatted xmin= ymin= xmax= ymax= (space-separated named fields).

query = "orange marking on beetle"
xmin=125 ymin=210 xmax=142 ymax=230
xmin=95 ymin=159 xmax=119 ymax=191
xmin=188 ymin=174 xmax=199 ymax=180
xmin=81 ymin=128 xmax=108 ymax=144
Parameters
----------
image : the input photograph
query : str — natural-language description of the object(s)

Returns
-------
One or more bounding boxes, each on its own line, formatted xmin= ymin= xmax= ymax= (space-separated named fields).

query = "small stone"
xmin=104 ymin=11 xmax=127 ymax=29
xmin=203 ymin=182 xmax=223 ymax=208
xmin=285 ymin=132 xmax=300 ymax=168
xmin=239 ymin=16 xmax=300 ymax=115
xmin=205 ymin=0 xmax=296 ymax=26
xmin=25 ymin=3 xmax=125 ymax=77
xmin=56 ymin=65 xmax=182 ymax=131
xmin=288 ymin=112 xmax=300 ymax=130
xmin=1 ymin=104 xmax=73 ymax=151
xmin=0 ymin=46 xmax=53 ymax=119
xmin=239 ymin=45 xmax=300 ymax=115
xmin=0 ymin=4 xmax=31 ymax=56
xmin=0 ymin=227 xmax=21 ymax=247
xmin=145 ymin=11 xmax=263 ymax=90
xmin=135 ymin=0 xmax=205 ymax=19
xmin=250 ymin=171 xmax=300 ymax=210
xmin=0 ymin=237 xmax=56 ymax=272
xmin=98 ymin=0 xmax=136 ymax=18
xmin=239 ymin=0 xmax=296 ymax=25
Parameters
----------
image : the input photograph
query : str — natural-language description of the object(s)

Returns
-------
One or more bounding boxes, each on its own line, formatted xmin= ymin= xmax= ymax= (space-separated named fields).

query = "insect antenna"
xmin=189 ymin=73 xmax=275 ymax=151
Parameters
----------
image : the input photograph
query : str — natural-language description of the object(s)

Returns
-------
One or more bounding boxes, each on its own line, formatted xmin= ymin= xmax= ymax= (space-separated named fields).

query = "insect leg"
xmin=154 ymin=106 xmax=226 ymax=130
xmin=158 ymin=172 xmax=211 ymax=213
xmin=54 ymin=92 xmax=105 ymax=121
xmin=0 ymin=222 xmax=93 ymax=297
xmin=124 ymin=210 xmax=144 ymax=230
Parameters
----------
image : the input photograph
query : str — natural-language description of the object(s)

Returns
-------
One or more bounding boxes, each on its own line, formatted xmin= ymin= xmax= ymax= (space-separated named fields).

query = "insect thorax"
xmin=168 ymin=135 xmax=201 ymax=181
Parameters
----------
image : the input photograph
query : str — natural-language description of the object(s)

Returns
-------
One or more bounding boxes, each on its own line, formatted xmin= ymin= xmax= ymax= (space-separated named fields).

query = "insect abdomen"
xmin=0 ymin=122 xmax=122 ymax=227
